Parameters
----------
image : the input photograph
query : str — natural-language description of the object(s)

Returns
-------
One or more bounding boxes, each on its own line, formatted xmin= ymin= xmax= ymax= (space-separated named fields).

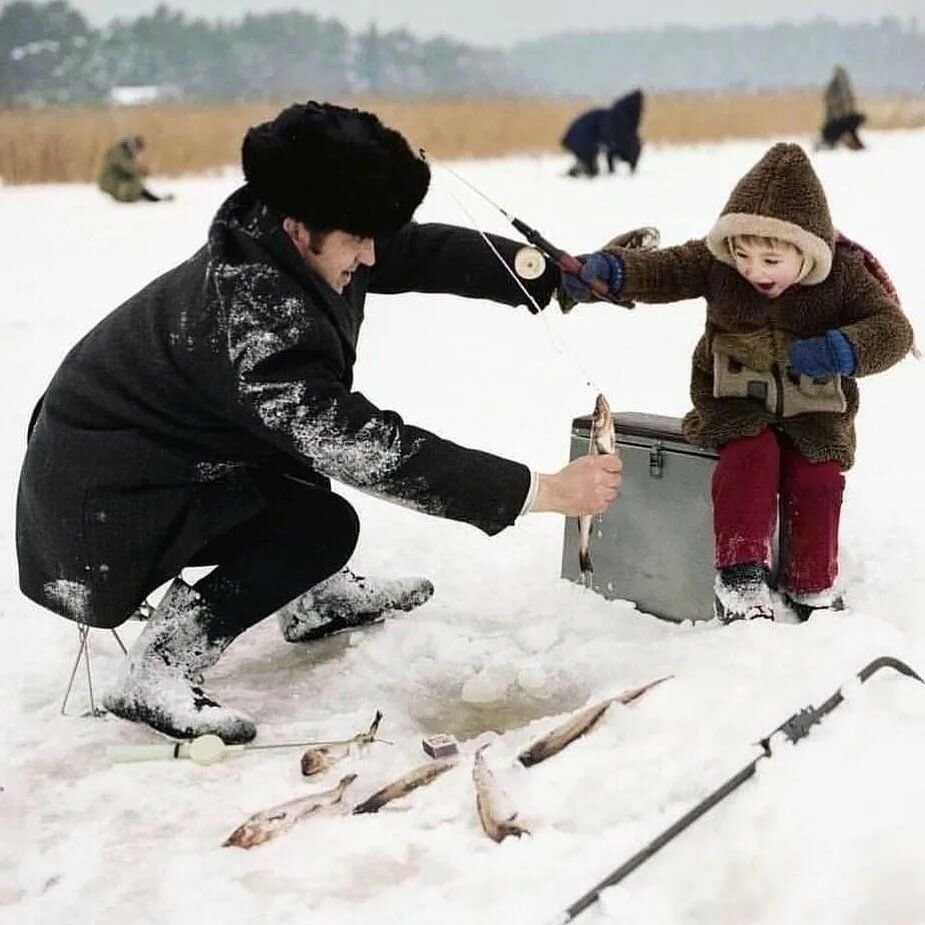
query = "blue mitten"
xmin=559 ymin=252 xmax=625 ymax=304
xmin=788 ymin=329 xmax=857 ymax=378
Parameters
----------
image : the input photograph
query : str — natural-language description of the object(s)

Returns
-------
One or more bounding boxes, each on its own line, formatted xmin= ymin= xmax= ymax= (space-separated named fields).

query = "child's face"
xmin=731 ymin=239 xmax=804 ymax=299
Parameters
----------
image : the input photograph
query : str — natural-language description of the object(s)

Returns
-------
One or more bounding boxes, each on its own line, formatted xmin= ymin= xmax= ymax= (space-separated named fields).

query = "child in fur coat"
xmin=562 ymin=142 xmax=914 ymax=622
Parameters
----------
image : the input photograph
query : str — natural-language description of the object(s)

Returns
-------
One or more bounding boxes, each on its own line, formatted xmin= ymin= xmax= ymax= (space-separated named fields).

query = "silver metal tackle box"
xmin=560 ymin=411 xmax=719 ymax=622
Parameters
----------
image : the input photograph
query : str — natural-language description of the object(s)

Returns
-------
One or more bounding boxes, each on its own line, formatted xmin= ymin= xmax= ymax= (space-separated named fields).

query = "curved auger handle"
xmin=858 ymin=655 xmax=923 ymax=684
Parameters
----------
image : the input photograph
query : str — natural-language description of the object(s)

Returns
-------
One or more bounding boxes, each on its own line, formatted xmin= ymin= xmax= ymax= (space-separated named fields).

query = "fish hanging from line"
xmin=577 ymin=392 xmax=617 ymax=582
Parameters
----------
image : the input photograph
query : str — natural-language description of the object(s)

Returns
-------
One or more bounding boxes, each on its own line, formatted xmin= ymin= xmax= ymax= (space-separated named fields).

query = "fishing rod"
xmin=420 ymin=150 xmax=619 ymax=304
xmin=108 ymin=712 xmax=390 ymax=766
xmin=106 ymin=733 xmax=387 ymax=766
xmin=426 ymin=153 xmax=605 ymax=393
xmin=110 ymin=736 xmax=306 ymax=765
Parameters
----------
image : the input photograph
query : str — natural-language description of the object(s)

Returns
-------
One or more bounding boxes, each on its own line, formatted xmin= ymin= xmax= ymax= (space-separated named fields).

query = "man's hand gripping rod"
xmin=421 ymin=151 xmax=619 ymax=304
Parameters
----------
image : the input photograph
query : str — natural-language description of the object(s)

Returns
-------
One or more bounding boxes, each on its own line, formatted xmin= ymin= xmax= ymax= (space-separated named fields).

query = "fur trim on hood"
xmin=706 ymin=143 xmax=834 ymax=285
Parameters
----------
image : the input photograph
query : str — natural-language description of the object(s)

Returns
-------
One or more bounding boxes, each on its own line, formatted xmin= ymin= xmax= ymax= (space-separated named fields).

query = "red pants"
xmin=712 ymin=429 xmax=844 ymax=593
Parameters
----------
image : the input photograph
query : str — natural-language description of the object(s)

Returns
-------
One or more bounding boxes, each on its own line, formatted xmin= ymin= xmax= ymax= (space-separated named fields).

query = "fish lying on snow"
xmin=473 ymin=745 xmax=530 ymax=843
xmin=352 ymin=758 xmax=457 ymax=814
xmin=518 ymin=675 xmax=672 ymax=768
xmin=223 ymin=774 xmax=356 ymax=849
xmin=577 ymin=392 xmax=617 ymax=582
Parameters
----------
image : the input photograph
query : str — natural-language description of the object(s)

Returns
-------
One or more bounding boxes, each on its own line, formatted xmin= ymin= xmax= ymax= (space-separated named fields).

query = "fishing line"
xmin=430 ymin=160 xmax=602 ymax=395
xmin=437 ymin=159 xmax=517 ymax=221
xmin=107 ymin=732 xmax=389 ymax=765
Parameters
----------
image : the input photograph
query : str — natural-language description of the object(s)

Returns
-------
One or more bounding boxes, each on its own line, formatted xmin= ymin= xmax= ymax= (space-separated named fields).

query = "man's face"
xmin=285 ymin=221 xmax=376 ymax=293
xmin=731 ymin=238 xmax=804 ymax=299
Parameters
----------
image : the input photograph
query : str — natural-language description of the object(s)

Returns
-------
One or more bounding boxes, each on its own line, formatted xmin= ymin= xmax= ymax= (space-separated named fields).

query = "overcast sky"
xmin=72 ymin=0 xmax=922 ymax=46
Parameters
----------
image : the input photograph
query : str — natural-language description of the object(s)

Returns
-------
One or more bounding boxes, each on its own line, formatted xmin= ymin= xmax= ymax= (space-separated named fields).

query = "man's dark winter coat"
xmin=17 ymin=187 xmax=558 ymax=628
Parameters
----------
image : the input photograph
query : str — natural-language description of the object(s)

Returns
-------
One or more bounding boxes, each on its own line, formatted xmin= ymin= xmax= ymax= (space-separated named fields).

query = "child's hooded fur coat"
xmin=605 ymin=143 xmax=913 ymax=469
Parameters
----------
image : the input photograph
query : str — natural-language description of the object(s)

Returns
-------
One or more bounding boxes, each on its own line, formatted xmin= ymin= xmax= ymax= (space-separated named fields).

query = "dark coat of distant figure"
xmin=562 ymin=89 xmax=644 ymax=178
xmin=817 ymin=66 xmax=866 ymax=151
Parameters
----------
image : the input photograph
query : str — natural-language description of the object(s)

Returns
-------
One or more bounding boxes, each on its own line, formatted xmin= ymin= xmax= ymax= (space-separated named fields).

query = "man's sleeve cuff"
xmin=518 ymin=470 xmax=539 ymax=517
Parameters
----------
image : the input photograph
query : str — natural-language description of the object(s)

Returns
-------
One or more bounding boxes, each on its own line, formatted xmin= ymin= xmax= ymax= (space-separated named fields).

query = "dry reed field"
xmin=1 ymin=92 xmax=923 ymax=185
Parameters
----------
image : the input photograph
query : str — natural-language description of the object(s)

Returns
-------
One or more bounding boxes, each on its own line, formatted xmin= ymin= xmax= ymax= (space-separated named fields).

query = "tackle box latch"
xmin=649 ymin=443 xmax=665 ymax=478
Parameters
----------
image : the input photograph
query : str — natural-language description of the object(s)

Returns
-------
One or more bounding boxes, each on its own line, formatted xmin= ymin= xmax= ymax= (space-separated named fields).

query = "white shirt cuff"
xmin=518 ymin=470 xmax=539 ymax=517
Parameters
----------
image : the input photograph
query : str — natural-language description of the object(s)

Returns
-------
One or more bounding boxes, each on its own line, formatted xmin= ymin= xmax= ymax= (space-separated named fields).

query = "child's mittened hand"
xmin=788 ymin=329 xmax=857 ymax=377
xmin=559 ymin=252 xmax=625 ymax=304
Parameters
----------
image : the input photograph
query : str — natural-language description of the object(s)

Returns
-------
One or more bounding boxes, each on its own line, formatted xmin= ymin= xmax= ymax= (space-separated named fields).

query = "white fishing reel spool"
xmin=514 ymin=246 xmax=546 ymax=280
xmin=107 ymin=733 xmax=243 ymax=765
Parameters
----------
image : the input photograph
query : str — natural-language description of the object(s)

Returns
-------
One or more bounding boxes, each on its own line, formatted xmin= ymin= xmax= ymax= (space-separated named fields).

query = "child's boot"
xmin=782 ymin=587 xmax=845 ymax=622
xmin=713 ymin=562 xmax=774 ymax=624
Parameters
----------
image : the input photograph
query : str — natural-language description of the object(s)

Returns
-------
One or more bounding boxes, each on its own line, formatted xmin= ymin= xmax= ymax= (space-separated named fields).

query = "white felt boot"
xmin=277 ymin=568 xmax=434 ymax=643
xmin=104 ymin=578 xmax=256 ymax=743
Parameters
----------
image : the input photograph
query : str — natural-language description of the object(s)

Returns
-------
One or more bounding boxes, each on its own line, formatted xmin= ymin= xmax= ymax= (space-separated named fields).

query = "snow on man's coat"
xmin=16 ymin=186 xmax=558 ymax=628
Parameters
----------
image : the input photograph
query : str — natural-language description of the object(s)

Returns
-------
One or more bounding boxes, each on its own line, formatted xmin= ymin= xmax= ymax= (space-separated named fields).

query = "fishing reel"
xmin=513 ymin=246 xmax=546 ymax=280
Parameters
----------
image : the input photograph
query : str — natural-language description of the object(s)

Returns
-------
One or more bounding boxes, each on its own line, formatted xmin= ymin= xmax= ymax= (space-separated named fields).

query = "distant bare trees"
xmin=0 ymin=1 xmax=524 ymax=106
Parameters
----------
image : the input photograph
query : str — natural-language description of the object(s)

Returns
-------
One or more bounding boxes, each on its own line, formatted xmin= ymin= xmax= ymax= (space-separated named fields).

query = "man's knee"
xmin=279 ymin=491 xmax=358 ymax=600
xmin=277 ymin=481 xmax=359 ymax=559
xmin=323 ymin=491 xmax=360 ymax=569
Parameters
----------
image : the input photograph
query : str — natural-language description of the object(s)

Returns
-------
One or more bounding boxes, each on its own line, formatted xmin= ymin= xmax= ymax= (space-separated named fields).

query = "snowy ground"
xmin=2 ymin=130 xmax=924 ymax=925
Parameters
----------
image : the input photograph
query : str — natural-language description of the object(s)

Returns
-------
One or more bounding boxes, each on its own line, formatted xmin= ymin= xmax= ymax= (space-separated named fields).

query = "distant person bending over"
xmin=817 ymin=66 xmax=866 ymax=151
xmin=562 ymin=89 xmax=645 ymax=178
xmin=561 ymin=142 xmax=913 ymax=623
xmin=97 ymin=135 xmax=174 ymax=203
xmin=18 ymin=101 xmax=627 ymax=745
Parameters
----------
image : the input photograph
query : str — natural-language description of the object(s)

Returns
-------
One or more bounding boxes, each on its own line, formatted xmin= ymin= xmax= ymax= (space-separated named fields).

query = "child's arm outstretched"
xmin=559 ymin=238 xmax=713 ymax=310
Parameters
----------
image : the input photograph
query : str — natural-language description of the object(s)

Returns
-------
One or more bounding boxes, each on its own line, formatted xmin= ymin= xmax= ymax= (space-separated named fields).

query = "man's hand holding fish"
xmin=532 ymin=452 xmax=621 ymax=516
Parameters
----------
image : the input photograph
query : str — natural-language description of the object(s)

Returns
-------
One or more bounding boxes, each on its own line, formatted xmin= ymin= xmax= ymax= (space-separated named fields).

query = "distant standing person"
xmin=97 ymin=135 xmax=174 ymax=203
xmin=562 ymin=89 xmax=644 ymax=178
xmin=606 ymin=89 xmax=644 ymax=174
xmin=817 ymin=66 xmax=866 ymax=151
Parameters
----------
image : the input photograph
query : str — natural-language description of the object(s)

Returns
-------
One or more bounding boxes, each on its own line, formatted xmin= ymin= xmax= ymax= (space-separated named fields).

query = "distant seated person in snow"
xmin=97 ymin=134 xmax=174 ymax=203
xmin=562 ymin=89 xmax=644 ymax=178
xmin=560 ymin=142 xmax=914 ymax=623
xmin=17 ymin=101 xmax=627 ymax=745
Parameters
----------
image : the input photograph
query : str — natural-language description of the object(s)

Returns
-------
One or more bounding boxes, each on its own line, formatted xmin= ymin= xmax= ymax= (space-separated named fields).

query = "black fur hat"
xmin=241 ymin=101 xmax=430 ymax=237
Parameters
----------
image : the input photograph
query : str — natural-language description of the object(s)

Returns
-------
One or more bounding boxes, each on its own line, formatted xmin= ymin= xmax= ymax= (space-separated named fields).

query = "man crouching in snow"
xmin=16 ymin=101 xmax=622 ymax=745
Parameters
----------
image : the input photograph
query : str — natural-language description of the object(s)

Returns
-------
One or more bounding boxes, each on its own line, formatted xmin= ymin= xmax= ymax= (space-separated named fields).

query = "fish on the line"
xmin=301 ymin=709 xmax=387 ymax=776
xmin=577 ymin=392 xmax=617 ymax=582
